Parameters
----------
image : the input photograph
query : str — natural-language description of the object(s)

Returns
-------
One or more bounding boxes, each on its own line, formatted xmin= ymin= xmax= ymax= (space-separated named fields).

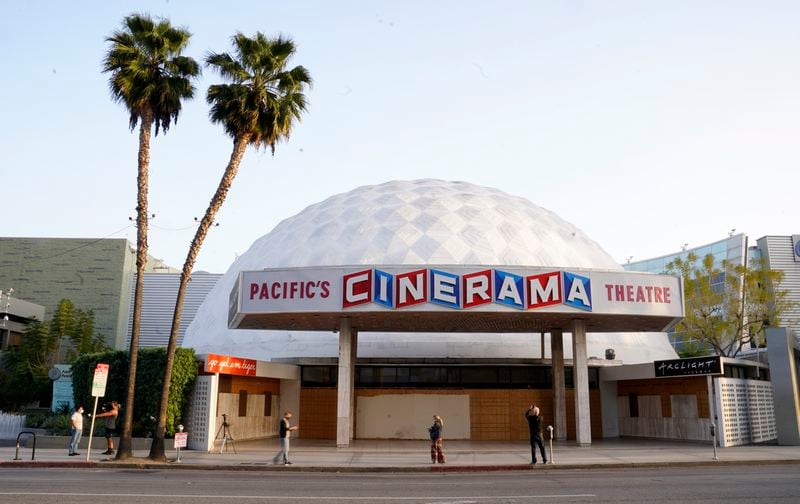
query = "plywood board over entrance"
xmin=356 ymin=394 xmax=470 ymax=439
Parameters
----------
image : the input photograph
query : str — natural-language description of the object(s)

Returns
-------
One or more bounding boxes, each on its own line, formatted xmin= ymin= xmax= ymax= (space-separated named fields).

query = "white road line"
xmin=0 ymin=492 xmax=596 ymax=500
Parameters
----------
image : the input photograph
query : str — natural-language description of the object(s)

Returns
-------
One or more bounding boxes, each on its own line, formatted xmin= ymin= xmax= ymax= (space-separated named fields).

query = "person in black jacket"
xmin=525 ymin=405 xmax=547 ymax=464
xmin=272 ymin=411 xmax=299 ymax=465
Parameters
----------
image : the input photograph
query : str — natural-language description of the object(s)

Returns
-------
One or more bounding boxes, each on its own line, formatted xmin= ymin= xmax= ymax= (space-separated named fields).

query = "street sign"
xmin=91 ymin=363 xmax=109 ymax=397
xmin=174 ymin=432 xmax=188 ymax=448
xmin=87 ymin=363 xmax=110 ymax=462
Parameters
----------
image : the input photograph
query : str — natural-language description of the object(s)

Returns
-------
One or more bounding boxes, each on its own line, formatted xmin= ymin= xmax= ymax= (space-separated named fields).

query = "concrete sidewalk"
xmin=2 ymin=438 xmax=800 ymax=472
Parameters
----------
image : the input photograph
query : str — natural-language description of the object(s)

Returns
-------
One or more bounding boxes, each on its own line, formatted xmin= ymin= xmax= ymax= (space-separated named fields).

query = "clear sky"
xmin=2 ymin=1 xmax=799 ymax=273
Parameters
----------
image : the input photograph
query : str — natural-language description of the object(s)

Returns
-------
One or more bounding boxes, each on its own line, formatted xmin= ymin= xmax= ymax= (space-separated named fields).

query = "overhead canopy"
xmin=229 ymin=265 xmax=684 ymax=334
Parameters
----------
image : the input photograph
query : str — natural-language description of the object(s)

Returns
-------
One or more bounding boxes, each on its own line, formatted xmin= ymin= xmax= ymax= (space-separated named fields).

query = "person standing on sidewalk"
xmin=68 ymin=405 xmax=84 ymax=456
xmin=273 ymin=411 xmax=299 ymax=465
xmin=525 ymin=404 xmax=547 ymax=464
xmin=428 ymin=415 xmax=445 ymax=464
xmin=94 ymin=401 xmax=119 ymax=455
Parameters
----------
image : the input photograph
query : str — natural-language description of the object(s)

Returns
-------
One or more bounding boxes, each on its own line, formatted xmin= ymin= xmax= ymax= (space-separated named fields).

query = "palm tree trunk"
xmin=117 ymin=111 xmax=153 ymax=460
xmin=148 ymin=136 xmax=248 ymax=461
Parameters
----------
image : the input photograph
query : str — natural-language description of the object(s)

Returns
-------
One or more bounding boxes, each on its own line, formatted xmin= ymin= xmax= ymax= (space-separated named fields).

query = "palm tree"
xmin=148 ymin=32 xmax=311 ymax=461
xmin=103 ymin=13 xmax=200 ymax=460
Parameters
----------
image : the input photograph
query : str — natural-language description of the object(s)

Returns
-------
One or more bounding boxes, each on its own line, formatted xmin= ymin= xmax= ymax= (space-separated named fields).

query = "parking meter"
xmin=710 ymin=416 xmax=718 ymax=461
xmin=546 ymin=425 xmax=554 ymax=464
xmin=175 ymin=424 xmax=186 ymax=462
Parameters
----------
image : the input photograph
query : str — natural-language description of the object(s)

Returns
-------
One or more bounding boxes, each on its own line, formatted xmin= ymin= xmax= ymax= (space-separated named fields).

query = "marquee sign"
xmin=654 ymin=356 xmax=723 ymax=377
xmin=230 ymin=266 xmax=683 ymax=331
xmin=205 ymin=353 xmax=257 ymax=376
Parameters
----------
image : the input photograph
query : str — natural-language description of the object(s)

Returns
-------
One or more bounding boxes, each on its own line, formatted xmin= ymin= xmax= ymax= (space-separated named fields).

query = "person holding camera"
xmin=94 ymin=400 xmax=119 ymax=456
xmin=428 ymin=415 xmax=445 ymax=464
xmin=272 ymin=411 xmax=299 ymax=465
xmin=525 ymin=404 xmax=547 ymax=464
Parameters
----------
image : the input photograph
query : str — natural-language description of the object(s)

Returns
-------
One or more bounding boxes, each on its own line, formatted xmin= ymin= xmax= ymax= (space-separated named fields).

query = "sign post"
xmin=86 ymin=363 xmax=109 ymax=462
xmin=174 ymin=425 xmax=187 ymax=463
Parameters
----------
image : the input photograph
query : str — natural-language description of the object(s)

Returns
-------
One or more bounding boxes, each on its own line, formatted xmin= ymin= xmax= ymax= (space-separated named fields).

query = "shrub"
xmin=43 ymin=414 xmax=71 ymax=435
xmin=71 ymin=348 xmax=197 ymax=436
xmin=24 ymin=412 xmax=48 ymax=429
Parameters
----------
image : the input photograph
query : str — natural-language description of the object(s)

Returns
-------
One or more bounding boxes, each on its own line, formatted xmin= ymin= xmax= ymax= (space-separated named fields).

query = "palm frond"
xmin=206 ymin=32 xmax=311 ymax=150
xmin=102 ymin=12 xmax=200 ymax=134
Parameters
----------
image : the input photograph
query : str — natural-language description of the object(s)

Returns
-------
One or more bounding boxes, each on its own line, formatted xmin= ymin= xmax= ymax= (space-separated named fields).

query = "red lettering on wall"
xmin=396 ymin=269 xmax=428 ymax=308
xmin=343 ymin=270 xmax=372 ymax=308
xmin=605 ymin=283 xmax=672 ymax=304
xmin=463 ymin=270 xmax=492 ymax=308
xmin=206 ymin=353 xmax=257 ymax=376
xmin=527 ymin=271 xmax=562 ymax=309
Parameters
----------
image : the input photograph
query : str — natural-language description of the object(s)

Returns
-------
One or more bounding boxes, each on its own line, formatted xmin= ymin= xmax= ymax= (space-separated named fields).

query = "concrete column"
xmin=571 ymin=319 xmax=591 ymax=446
xmin=350 ymin=329 xmax=358 ymax=440
xmin=551 ymin=329 xmax=567 ymax=441
xmin=337 ymin=318 xmax=355 ymax=447
xmin=279 ymin=378 xmax=301 ymax=434
xmin=767 ymin=327 xmax=800 ymax=445
xmin=599 ymin=377 xmax=619 ymax=438
xmin=540 ymin=332 xmax=545 ymax=359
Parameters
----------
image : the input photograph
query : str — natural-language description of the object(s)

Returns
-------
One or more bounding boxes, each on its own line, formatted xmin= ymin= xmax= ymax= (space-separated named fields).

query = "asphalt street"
xmin=0 ymin=464 xmax=798 ymax=503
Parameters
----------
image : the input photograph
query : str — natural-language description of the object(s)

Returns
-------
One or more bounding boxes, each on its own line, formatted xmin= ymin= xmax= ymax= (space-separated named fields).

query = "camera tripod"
xmin=211 ymin=413 xmax=237 ymax=454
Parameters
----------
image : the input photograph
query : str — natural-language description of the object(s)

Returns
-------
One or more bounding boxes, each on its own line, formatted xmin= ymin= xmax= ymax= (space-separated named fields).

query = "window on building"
xmin=724 ymin=365 xmax=747 ymax=379
xmin=588 ymin=367 xmax=600 ymax=389
xmin=409 ymin=367 xmax=447 ymax=385
xmin=238 ymin=390 xmax=248 ymax=417
xmin=629 ymin=393 xmax=639 ymax=418
xmin=302 ymin=366 xmax=337 ymax=386
xmin=264 ymin=392 xmax=272 ymax=416
xmin=303 ymin=365 xmax=600 ymax=389
xmin=460 ymin=367 xmax=498 ymax=386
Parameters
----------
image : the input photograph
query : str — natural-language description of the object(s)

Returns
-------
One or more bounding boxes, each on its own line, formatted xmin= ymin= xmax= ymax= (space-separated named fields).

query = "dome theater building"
xmin=183 ymin=180 xmax=684 ymax=449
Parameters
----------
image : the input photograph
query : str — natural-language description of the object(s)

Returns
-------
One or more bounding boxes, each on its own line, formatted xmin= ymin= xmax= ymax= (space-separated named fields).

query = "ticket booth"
xmin=187 ymin=353 xmax=300 ymax=451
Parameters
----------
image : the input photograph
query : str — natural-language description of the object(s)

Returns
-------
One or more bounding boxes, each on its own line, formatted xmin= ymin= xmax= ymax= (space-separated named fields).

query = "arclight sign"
xmin=229 ymin=265 xmax=684 ymax=330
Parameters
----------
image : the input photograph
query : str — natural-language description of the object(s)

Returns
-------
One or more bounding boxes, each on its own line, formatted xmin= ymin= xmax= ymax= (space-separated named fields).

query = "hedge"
xmin=71 ymin=347 xmax=197 ymax=437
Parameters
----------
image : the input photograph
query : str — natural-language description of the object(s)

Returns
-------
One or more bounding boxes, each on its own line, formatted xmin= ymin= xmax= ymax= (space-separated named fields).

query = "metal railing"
xmin=13 ymin=431 xmax=36 ymax=461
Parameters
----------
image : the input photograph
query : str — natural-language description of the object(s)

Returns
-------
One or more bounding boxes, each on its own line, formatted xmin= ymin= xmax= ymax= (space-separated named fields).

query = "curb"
xmin=1 ymin=459 xmax=798 ymax=473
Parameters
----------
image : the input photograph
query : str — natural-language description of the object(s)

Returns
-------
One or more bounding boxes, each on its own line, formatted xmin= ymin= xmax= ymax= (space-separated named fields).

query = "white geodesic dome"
xmin=183 ymin=179 xmax=677 ymax=363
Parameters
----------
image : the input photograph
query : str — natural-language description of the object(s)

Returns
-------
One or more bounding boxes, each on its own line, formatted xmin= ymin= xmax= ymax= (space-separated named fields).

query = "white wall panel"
xmin=715 ymin=378 xmax=777 ymax=447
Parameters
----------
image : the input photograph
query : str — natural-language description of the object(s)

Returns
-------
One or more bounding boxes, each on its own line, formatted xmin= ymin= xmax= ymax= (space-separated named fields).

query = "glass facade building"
xmin=624 ymin=234 xmax=749 ymax=354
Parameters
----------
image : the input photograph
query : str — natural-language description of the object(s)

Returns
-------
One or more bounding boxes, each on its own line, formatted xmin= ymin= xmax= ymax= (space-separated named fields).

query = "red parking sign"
xmin=91 ymin=363 xmax=109 ymax=397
